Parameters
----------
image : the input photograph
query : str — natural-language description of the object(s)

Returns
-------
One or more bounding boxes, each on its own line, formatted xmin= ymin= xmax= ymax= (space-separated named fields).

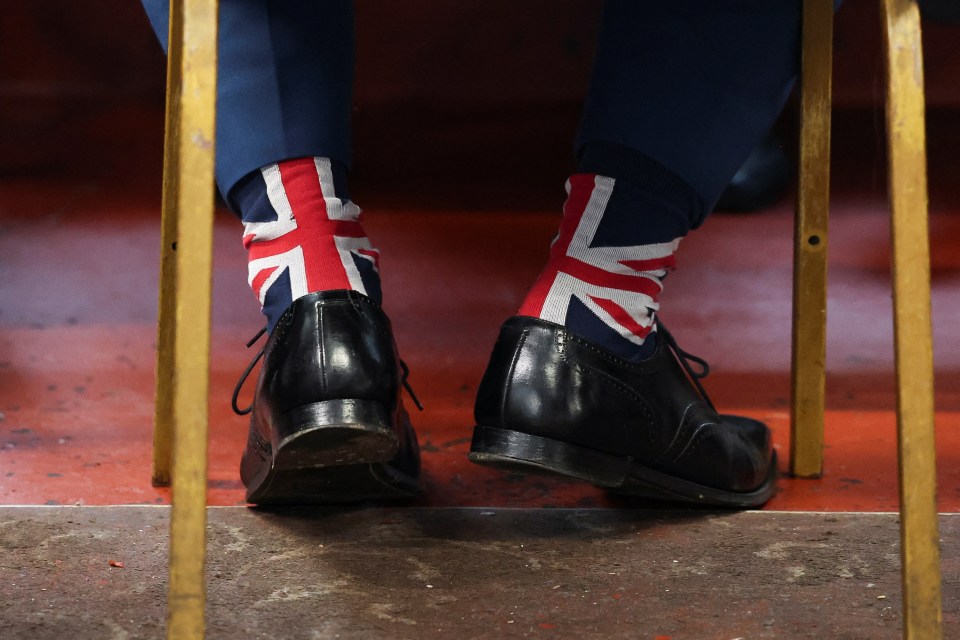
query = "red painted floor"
xmin=1 ymin=107 xmax=959 ymax=511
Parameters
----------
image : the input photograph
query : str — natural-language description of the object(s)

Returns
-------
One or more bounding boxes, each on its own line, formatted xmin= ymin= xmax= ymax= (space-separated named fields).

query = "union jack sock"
xmin=232 ymin=157 xmax=382 ymax=331
xmin=519 ymin=143 xmax=701 ymax=362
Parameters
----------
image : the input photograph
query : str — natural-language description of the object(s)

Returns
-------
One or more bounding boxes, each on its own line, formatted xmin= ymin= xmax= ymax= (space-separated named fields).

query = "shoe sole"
xmin=272 ymin=399 xmax=400 ymax=468
xmin=244 ymin=461 xmax=421 ymax=505
xmin=242 ymin=399 xmax=420 ymax=504
xmin=468 ymin=425 xmax=778 ymax=508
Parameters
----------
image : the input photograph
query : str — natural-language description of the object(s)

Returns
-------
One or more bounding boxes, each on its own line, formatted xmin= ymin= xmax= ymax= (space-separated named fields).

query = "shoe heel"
xmin=468 ymin=426 xmax=627 ymax=487
xmin=272 ymin=399 xmax=399 ymax=469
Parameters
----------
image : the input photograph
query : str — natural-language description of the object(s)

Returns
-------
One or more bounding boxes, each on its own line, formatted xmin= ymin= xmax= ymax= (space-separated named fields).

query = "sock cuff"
xmin=577 ymin=141 xmax=706 ymax=229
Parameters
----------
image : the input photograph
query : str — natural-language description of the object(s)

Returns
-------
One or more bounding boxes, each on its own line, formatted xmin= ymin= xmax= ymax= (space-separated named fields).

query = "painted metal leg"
xmin=152 ymin=8 xmax=180 ymax=489
xmin=154 ymin=0 xmax=218 ymax=638
xmin=791 ymin=0 xmax=833 ymax=478
xmin=880 ymin=1 xmax=943 ymax=638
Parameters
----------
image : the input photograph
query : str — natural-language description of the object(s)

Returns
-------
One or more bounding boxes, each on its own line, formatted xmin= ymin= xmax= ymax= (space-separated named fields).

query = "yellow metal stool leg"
xmin=152 ymin=18 xmax=181 ymax=489
xmin=881 ymin=1 xmax=943 ymax=638
xmin=791 ymin=0 xmax=833 ymax=478
xmin=153 ymin=0 xmax=218 ymax=637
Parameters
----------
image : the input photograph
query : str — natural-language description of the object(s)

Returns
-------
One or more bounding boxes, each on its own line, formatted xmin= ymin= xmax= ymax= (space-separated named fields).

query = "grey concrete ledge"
xmin=1 ymin=507 xmax=957 ymax=639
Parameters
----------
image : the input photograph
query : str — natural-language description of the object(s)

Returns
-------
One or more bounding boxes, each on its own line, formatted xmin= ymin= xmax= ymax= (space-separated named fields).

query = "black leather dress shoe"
xmin=238 ymin=290 xmax=420 ymax=504
xmin=469 ymin=317 xmax=777 ymax=507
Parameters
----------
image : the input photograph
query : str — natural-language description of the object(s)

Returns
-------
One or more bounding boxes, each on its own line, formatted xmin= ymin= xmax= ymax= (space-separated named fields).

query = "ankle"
xmin=233 ymin=157 xmax=382 ymax=330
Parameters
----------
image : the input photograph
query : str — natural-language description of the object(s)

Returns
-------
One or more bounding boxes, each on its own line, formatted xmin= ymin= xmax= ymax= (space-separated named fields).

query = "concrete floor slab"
xmin=1 ymin=507 xmax=957 ymax=639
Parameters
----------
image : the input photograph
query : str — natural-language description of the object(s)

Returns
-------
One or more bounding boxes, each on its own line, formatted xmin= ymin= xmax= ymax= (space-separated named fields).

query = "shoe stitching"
xmin=342 ymin=291 xmax=391 ymax=336
xmin=273 ymin=300 xmax=295 ymax=340
xmin=666 ymin=418 xmax=717 ymax=465
xmin=549 ymin=318 xmax=718 ymax=424
xmin=554 ymin=330 xmax=657 ymax=429
xmin=513 ymin=318 xmax=707 ymax=390
xmin=550 ymin=321 xmax=666 ymax=373
xmin=248 ymin=420 xmax=271 ymax=456
xmin=309 ymin=291 xmax=391 ymax=337
xmin=555 ymin=330 xmax=651 ymax=408
xmin=667 ymin=424 xmax=761 ymax=490
xmin=316 ymin=303 xmax=327 ymax=391
xmin=648 ymin=401 xmax=699 ymax=466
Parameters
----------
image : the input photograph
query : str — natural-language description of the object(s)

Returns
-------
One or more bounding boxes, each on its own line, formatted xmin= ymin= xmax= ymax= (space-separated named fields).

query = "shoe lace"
xmin=231 ymin=326 xmax=268 ymax=415
xmin=399 ymin=360 xmax=424 ymax=411
xmin=656 ymin=322 xmax=717 ymax=413
xmin=230 ymin=326 xmax=424 ymax=416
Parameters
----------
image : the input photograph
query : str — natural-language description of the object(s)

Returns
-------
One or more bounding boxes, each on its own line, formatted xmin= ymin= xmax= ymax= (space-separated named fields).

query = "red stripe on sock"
xmin=619 ymin=254 xmax=677 ymax=272
xmin=586 ymin=295 xmax=655 ymax=341
xmin=518 ymin=174 xmax=597 ymax=316
xmin=276 ymin=159 xmax=362 ymax=292
xmin=250 ymin=266 xmax=278 ymax=301
xmin=357 ymin=248 xmax=380 ymax=270
xmin=560 ymin=257 xmax=663 ymax=298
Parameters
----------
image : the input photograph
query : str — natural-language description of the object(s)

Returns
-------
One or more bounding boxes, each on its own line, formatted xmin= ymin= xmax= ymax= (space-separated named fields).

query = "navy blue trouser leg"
xmin=577 ymin=0 xmax=803 ymax=230
xmin=142 ymin=0 xmax=355 ymax=205
xmin=143 ymin=0 xmax=803 ymax=230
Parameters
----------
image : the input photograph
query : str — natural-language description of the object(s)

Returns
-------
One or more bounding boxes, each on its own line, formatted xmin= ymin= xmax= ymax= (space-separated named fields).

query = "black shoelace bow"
xmin=230 ymin=327 xmax=424 ymax=416
xmin=655 ymin=322 xmax=717 ymax=413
